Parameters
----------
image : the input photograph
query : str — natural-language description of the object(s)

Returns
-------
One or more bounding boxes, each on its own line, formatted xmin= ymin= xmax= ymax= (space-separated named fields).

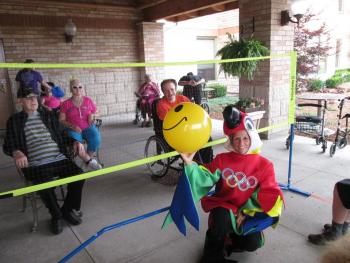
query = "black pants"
xmin=183 ymin=86 xmax=202 ymax=105
xmin=135 ymin=99 xmax=141 ymax=119
xmin=337 ymin=179 xmax=350 ymax=209
xmin=201 ymin=207 xmax=262 ymax=262
xmin=22 ymin=159 xmax=84 ymax=219
xmin=195 ymin=137 xmax=213 ymax=164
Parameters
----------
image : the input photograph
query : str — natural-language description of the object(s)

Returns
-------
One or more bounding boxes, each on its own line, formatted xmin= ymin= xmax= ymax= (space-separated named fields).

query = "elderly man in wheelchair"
xmin=144 ymin=79 xmax=213 ymax=178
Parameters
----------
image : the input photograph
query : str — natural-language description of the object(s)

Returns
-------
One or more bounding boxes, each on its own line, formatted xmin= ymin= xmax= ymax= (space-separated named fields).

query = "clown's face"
xmin=230 ymin=130 xmax=251 ymax=154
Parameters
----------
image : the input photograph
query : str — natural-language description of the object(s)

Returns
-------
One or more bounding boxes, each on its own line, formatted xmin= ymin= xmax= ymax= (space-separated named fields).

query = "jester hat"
xmin=222 ymin=105 xmax=262 ymax=154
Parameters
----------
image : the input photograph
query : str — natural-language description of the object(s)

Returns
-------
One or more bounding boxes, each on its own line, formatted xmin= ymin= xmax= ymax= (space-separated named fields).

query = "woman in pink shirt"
xmin=59 ymin=79 xmax=102 ymax=171
xmin=135 ymin=74 xmax=160 ymax=127
xmin=41 ymin=82 xmax=64 ymax=113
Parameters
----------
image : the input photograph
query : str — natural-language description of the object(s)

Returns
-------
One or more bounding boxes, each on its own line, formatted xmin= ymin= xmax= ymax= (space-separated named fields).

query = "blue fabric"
xmin=15 ymin=69 xmax=43 ymax=94
xmin=240 ymin=212 xmax=278 ymax=236
xmin=67 ymin=125 xmax=101 ymax=152
xmin=169 ymin=171 xmax=199 ymax=236
xmin=51 ymin=86 xmax=65 ymax=98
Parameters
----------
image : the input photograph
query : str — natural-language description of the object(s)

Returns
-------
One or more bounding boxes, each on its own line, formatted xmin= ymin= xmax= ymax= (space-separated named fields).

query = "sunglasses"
xmin=72 ymin=86 xmax=83 ymax=89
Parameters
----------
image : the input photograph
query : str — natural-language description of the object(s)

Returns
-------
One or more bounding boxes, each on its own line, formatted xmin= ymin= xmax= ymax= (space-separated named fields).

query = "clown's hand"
xmin=236 ymin=212 xmax=246 ymax=228
xmin=180 ymin=152 xmax=196 ymax=166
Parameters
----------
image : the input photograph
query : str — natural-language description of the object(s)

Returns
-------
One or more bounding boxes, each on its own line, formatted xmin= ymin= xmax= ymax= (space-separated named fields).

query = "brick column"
xmin=137 ymin=22 xmax=165 ymax=84
xmin=239 ymin=0 xmax=294 ymax=138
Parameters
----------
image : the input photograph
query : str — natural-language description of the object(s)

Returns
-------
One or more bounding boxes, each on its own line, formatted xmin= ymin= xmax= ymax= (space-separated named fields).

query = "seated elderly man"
xmin=157 ymin=79 xmax=190 ymax=121
xmin=3 ymin=85 xmax=85 ymax=235
xmin=157 ymin=79 xmax=213 ymax=163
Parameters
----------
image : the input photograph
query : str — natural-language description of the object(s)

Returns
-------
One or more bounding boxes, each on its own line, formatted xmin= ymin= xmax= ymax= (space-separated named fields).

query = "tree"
xmin=294 ymin=10 xmax=332 ymax=91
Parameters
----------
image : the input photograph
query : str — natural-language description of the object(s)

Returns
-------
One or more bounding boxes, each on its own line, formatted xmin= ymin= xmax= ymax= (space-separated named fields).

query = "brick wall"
xmin=239 ymin=0 xmax=294 ymax=137
xmin=0 ymin=1 xmax=153 ymax=121
xmin=138 ymin=22 xmax=165 ymax=84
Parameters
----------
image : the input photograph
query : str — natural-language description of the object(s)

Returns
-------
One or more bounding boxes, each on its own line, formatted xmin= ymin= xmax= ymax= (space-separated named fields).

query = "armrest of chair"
xmin=95 ymin=119 xmax=102 ymax=128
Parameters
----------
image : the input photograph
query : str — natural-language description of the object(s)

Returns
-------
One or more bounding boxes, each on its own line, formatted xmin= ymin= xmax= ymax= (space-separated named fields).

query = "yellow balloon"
xmin=163 ymin=102 xmax=212 ymax=153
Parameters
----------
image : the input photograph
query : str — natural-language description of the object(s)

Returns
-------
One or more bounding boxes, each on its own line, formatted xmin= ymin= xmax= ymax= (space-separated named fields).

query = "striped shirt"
xmin=24 ymin=111 xmax=66 ymax=166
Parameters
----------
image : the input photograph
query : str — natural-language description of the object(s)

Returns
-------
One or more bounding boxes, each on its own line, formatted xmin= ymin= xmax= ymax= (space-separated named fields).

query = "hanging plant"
xmin=217 ymin=34 xmax=269 ymax=80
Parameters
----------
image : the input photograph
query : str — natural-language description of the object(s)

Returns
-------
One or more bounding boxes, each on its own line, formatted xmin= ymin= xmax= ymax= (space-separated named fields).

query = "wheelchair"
xmin=133 ymin=92 xmax=159 ymax=127
xmin=144 ymin=99 xmax=213 ymax=178
xmin=133 ymin=95 xmax=142 ymax=125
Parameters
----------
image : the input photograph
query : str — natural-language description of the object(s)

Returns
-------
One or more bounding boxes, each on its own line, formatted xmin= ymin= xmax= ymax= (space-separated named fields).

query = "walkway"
xmin=0 ymin=120 xmax=349 ymax=262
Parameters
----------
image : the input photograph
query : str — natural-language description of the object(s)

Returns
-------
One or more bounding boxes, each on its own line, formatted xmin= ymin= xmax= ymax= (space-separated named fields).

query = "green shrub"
xmin=334 ymin=68 xmax=350 ymax=84
xmin=308 ymin=79 xmax=324 ymax=91
xmin=334 ymin=68 xmax=350 ymax=77
xmin=343 ymin=74 xmax=350 ymax=82
xmin=325 ymin=77 xmax=342 ymax=88
xmin=207 ymin=83 xmax=227 ymax=98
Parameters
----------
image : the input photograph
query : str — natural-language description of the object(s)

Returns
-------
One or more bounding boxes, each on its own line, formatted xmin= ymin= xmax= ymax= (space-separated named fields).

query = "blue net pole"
xmin=58 ymin=206 xmax=170 ymax=263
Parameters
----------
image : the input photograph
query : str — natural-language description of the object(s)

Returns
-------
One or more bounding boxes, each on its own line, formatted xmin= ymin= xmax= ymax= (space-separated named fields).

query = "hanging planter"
xmin=217 ymin=34 xmax=269 ymax=80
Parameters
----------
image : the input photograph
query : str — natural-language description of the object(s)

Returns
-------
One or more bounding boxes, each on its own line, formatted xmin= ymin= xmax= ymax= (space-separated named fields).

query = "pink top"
xmin=138 ymin=81 xmax=160 ymax=98
xmin=61 ymin=96 xmax=97 ymax=130
xmin=42 ymin=95 xmax=61 ymax=109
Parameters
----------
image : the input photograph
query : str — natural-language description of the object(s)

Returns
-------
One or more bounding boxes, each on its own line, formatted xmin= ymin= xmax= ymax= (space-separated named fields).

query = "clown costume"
xmin=162 ymin=105 xmax=284 ymax=263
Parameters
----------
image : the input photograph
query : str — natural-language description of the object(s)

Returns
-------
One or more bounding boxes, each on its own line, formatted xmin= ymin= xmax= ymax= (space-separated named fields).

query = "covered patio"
xmin=1 ymin=1 xmax=341 ymax=262
xmin=0 ymin=120 xmax=347 ymax=262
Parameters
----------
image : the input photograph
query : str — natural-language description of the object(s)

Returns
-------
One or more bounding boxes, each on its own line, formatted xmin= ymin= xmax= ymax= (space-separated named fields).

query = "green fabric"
xmin=162 ymin=213 xmax=174 ymax=229
xmin=185 ymin=163 xmax=221 ymax=202
xmin=162 ymin=164 xmax=272 ymax=237
xmin=230 ymin=189 xmax=262 ymax=235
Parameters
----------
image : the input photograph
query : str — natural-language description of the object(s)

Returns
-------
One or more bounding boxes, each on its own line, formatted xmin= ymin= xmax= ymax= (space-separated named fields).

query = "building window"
xmin=348 ymin=35 xmax=350 ymax=62
xmin=338 ymin=0 xmax=344 ymax=13
xmin=335 ymin=39 xmax=342 ymax=68
xmin=318 ymin=57 xmax=327 ymax=74
xmin=196 ymin=37 xmax=216 ymax=81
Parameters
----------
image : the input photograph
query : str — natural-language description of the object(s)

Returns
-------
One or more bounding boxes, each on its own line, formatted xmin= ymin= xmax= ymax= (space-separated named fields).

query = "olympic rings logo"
xmin=221 ymin=168 xmax=258 ymax=191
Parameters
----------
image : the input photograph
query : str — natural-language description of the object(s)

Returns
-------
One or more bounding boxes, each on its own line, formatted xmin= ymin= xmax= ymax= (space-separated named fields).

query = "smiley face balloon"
xmin=163 ymin=102 xmax=212 ymax=153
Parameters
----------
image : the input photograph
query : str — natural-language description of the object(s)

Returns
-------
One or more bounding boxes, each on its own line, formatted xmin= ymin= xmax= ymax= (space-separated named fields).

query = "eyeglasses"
xmin=72 ymin=86 xmax=83 ymax=89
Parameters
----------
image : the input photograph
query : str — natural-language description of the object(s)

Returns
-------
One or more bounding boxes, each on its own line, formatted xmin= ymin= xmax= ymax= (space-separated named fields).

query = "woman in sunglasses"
xmin=59 ymin=79 xmax=102 ymax=171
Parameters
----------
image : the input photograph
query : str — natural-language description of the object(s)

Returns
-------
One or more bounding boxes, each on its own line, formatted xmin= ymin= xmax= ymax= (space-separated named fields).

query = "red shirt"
xmin=202 ymin=151 xmax=283 ymax=214
xmin=156 ymin=95 xmax=190 ymax=120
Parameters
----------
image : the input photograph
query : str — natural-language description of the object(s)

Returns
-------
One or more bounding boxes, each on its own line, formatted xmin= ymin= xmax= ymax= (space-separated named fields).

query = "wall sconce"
xmin=64 ymin=19 xmax=77 ymax=43
xmin=281 ymin=10 xmax=303 ymax=26
xmin=281 ymin=0 xmax=307 ymax=26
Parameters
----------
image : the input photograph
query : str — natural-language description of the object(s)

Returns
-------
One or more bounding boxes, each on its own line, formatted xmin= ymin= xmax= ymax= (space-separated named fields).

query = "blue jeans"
xmin=67 ymin=125 xmax=101 ymax=152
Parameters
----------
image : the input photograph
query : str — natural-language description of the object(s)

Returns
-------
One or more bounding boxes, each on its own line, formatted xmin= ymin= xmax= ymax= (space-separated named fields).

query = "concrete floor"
xmin=0 ymin=119 xmax=349 ymax=263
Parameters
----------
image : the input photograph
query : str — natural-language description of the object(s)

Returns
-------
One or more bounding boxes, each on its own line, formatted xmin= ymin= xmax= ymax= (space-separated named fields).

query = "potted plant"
xmin=216 ymin=34 xmax=269 ymax=80
xmin=234 ymin=97 xmax=265 ymax=113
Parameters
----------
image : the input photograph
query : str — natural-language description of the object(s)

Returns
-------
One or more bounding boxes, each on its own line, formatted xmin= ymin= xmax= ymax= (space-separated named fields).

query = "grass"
xmin=208 ymin=95 xmax=239 ymax=113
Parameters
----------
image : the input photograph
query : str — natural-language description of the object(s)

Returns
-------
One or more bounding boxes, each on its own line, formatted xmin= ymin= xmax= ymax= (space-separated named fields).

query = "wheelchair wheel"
xmin=201 ymin=102 xmax=210 ymax=114
xmin=315 ymin=136 xmax=321 ymax=145
xmin=321 ymin=140 xmax=327 ymax=153
xmin=285 ymin=136 xmax=290 ymax=150
xmin=329 ymin=144 xmax=336 ymax=157
xmin=338 ymin=137 xmax=347 ymax=149
xmin=144 ymin=135 xmax=169 ymax=178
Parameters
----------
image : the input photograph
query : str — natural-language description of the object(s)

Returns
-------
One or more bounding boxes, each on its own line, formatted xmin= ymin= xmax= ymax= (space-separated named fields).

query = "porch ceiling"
xmin=27 ymin=0 xmax=239 ymax=22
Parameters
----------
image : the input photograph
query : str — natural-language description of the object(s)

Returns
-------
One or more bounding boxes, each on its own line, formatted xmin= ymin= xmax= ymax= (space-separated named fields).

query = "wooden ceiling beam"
xmin=0 ymin=0 xmax=136 ymax=10
xmin=159 ymin=2 xmax=238 ymax=23
xmin=136 ymin=0 xmax=167 ymax=9
xmin=143 ymin=0 xmax=237 ymax=21
xmin=211 ymin=4 xmax=226 ymax=12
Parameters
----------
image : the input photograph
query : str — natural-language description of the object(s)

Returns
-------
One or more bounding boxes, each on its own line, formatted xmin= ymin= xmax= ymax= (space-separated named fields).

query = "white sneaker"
xmin=74 ymin=156 xmax=86 ymax=171
xmin=86 ymin=158 xmax=102 ymax=171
